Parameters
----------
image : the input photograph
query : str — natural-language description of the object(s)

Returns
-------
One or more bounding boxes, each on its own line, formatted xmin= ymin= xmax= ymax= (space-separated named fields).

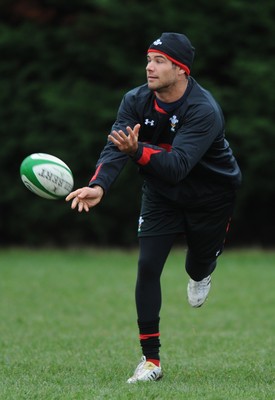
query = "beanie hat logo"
xmin=153 ymin=39 xmax=162 ymax=46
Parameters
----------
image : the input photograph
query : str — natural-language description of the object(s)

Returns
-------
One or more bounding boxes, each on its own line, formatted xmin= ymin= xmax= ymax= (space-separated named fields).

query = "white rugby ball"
xmin=20 ymin=153 xmax=74 ymax=200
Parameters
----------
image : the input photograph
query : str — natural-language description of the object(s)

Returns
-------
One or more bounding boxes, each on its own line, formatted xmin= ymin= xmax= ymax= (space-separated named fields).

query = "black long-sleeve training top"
xmin=89 ymin=77 xmax=242 ymax=205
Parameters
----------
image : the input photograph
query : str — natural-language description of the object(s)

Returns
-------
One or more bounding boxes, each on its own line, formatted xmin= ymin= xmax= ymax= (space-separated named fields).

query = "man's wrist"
xmin=129 ymin=143 xmax=142 ymax=161
xmin=89 ymin=184 xmax=104 ymax=195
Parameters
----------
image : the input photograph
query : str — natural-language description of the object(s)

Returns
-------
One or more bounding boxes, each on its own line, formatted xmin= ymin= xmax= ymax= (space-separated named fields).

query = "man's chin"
xmin=148 ymin=82 xmax=159 ymax=91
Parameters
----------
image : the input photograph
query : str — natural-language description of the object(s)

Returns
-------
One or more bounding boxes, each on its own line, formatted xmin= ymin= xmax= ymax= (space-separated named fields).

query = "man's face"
xmin=146 ymin=52 xmax=179 ymax=92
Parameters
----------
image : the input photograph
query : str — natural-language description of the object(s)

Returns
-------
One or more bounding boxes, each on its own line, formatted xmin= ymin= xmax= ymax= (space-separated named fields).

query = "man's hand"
xmin=108 ymin=124 xmax=140 ymax=155
xmin=65 ymin=185 xmax=104 ymax=212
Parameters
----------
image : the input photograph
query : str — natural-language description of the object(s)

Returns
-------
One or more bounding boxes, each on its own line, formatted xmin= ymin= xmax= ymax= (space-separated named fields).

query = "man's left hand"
xmin=108 ymin=124 xmax=140 ymax=156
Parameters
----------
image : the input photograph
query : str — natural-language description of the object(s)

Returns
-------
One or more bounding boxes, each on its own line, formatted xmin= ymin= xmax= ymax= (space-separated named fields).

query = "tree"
xmin=0 ymin=0 xmax=274 ymax=246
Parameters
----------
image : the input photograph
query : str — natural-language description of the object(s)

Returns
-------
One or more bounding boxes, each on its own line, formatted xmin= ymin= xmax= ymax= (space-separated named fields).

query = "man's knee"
xmin=185 ymin=251 xmax=217 ymax=281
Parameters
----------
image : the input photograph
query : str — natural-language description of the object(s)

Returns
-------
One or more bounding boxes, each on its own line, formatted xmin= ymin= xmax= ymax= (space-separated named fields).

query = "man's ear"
xmin=178 ymin=68 xmax=186 ymax=76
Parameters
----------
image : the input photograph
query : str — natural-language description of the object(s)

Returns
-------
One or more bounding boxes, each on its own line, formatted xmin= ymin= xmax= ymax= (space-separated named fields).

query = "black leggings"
xmin=135 ymin=234 xmax=177 ymax=322
xmin=135 ymin=189 xmax=235 ymax=325
xmin=135 ymin=234 xmax=218 ymax=322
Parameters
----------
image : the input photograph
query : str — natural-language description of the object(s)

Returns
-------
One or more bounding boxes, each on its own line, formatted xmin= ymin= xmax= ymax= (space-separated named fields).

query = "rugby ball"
xmin=20 ymin=153 xmax=74 ymax=200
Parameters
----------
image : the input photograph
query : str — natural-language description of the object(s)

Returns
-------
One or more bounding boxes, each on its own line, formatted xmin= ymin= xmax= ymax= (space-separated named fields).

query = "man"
xmin=66 ymin=32 xmax=242 ymax=383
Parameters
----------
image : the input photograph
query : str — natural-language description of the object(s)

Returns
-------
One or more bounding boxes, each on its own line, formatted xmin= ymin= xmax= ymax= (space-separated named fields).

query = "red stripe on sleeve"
xmin=137 ymin=148 xmax=162 ymax=166
xmin=89 ymin=163 xmax=102 ymax=184
xmin=159 ymin=143 xmax=172 ymax=152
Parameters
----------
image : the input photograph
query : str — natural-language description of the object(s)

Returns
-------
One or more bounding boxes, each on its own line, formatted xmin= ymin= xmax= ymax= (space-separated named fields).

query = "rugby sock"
xmin=147 ymin=358 xmax=160 ymax=367
xmin=138 ymin=318 xmax=161 ymax=362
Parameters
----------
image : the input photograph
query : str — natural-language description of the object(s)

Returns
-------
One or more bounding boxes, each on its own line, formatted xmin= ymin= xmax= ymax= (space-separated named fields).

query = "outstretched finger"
xmin=77 ymin=201 xmax=84 ymax=212
xmin=66 ymin=188 xmax=82 ymax=201
xmin=126 ymin=124 xmax=140 ymax=137
xmin=108 ymin=133 xmax=121 ymax=146
xmin=83 ymin=202 xmax=90 ymax=212
xmin=71 ymin=196 xmax=79 ymax=209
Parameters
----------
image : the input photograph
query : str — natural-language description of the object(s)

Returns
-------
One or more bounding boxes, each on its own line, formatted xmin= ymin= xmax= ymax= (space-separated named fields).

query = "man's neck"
xmin=155 ymin=78 xmax=189 ymax=103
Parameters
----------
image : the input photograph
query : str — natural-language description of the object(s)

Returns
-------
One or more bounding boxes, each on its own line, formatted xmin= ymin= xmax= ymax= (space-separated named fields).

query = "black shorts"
xmin=137 ymin=188 xmax=236 ymax=261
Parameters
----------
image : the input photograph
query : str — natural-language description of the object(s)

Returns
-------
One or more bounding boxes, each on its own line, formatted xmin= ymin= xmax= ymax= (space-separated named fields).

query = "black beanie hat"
xmin=148 ymin=32 xmax=195 ymax=75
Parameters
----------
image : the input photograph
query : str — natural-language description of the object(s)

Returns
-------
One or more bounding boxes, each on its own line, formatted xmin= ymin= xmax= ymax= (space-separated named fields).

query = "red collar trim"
xmin=154 ymin=98 xmax=167 ymax=114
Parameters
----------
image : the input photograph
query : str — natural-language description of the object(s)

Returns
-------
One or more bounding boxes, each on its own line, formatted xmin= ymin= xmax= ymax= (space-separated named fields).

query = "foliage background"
xmin=0 ymin=0 xmax=274 ymax=247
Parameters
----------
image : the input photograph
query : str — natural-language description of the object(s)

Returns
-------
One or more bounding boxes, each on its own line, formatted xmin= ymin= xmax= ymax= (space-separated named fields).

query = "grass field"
xmin=0 ymin=248 xmax=274 ymax=399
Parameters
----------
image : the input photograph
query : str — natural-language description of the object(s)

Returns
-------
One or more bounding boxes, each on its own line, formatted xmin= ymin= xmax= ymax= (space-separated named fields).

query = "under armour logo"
xmin=153 ymin=39 xmax=162 ymax=46
xmin=145 ymin=118 xmax=155 ymax=126
xmin=169 ymin=115 xmax=179 ymax=132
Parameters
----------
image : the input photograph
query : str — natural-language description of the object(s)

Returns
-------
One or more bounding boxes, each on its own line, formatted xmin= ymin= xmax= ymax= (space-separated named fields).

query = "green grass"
xmin=0 ymin=248 xmax=274 ymax=399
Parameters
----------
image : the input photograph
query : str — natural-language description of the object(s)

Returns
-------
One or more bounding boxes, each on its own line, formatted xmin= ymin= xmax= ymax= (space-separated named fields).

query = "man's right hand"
xmin=65 ymin=185 xmax=104 ymax=212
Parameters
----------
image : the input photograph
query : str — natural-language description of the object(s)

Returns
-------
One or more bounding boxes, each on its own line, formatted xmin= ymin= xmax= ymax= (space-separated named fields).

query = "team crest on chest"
xmin=169 ymin=115 xmax=179 ymax=132
xmin=138 ymin=216 xmax=144 ymax=232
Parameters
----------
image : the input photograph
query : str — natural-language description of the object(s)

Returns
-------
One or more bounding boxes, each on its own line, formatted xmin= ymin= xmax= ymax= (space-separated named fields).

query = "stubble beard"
xmin=148 ymin=80 xmax=175 ymax=93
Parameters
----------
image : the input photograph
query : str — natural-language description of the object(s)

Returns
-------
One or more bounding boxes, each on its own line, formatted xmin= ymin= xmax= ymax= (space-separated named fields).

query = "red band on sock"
xmin=139 ymin=332 xmax=160 ymax=340
xmin=147 ymin=358 xmax=160 ymax=367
